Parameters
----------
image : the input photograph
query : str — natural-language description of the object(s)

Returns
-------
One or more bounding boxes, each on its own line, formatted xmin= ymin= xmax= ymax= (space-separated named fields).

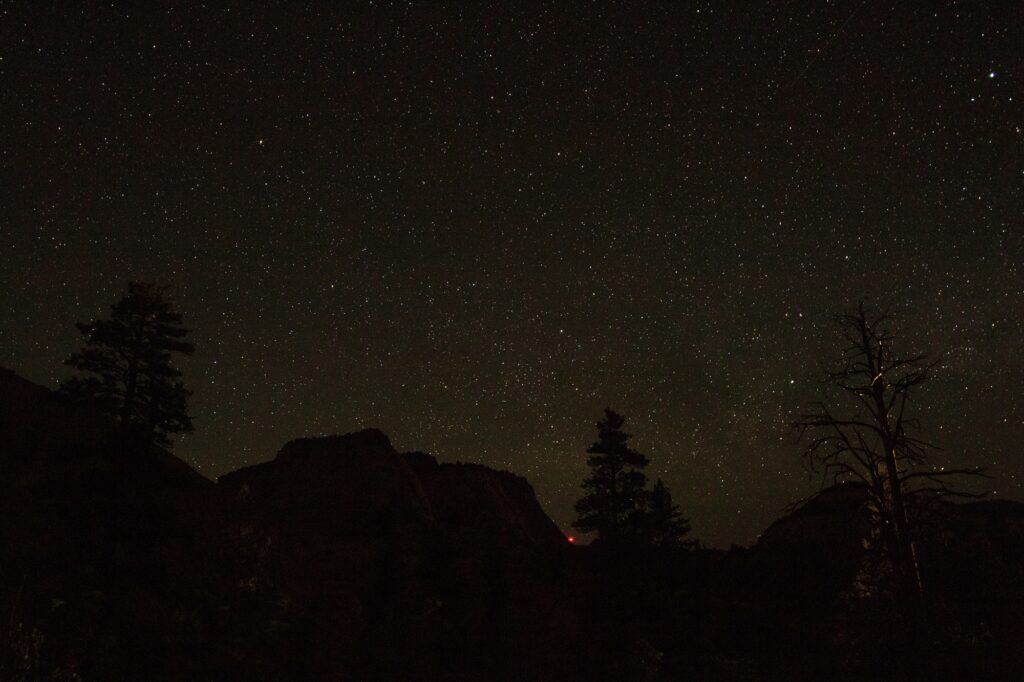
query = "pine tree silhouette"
xmin=61 ymin=282 xmax=194 ymax=446
xmin=573 ymin=409 xmax=649 ymax=543
xmin=642 ymin=479 xmax=693 ymax=548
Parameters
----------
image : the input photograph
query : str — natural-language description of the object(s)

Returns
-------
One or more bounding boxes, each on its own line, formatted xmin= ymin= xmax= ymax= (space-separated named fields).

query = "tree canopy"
xmin=573 ymin=409 xmax=693 ymax=547
xmin=61 ymin=282 xmax=194 ymax=446
xmin=642 ymin=479 xmax=694 ymax=548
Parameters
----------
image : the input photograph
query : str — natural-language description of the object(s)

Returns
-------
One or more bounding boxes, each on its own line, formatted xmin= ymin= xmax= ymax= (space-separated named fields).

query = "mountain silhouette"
xmin=2 ymin=366 xmax=1024 ymax=680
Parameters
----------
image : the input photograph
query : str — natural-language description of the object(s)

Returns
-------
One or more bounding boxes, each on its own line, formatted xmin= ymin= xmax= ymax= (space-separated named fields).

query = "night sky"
xmin=2 ymin=3 xmax=1021 ymax=546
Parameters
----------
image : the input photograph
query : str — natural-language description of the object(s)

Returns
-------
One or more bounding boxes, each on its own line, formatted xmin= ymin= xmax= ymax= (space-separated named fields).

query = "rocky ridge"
xmin=3 ymin=365 xmax=1024 ymax=681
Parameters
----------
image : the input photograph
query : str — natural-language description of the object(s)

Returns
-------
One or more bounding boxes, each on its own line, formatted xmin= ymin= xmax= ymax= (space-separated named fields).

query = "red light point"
xmin=566 ymin=535 xmax=575 ymax=544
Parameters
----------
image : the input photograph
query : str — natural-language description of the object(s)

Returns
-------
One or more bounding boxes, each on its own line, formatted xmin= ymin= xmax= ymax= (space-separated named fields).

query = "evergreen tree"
xmin=642 ymin=479 xmax=693 ymax=548
xmin=573 ymin=409 xmax=650 ymax=543
xmin=61 ymin=282 xmax=194 ymax=446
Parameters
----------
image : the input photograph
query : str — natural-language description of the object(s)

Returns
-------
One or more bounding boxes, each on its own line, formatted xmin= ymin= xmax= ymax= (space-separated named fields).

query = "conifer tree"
xmin=61 ymin=282 xmax=194 ymax=446
xmin=643 ymin=479 xmax=693 ymax=547
xmin=573 ymin=409 xmax=650 ymax=543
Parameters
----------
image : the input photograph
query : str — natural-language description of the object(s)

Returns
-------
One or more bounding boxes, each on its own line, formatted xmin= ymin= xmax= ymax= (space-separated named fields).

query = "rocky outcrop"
xmin=0 ymin=367 xmax=220 ymax=558
xmin=219 ymin=429 xmax=435 ymax=538
xmin=757 ymin=481 xmax=1024 ymax=564
xmin=756 ymin=482 xmax=873 ymax=552
xmin=219 ymin=431 xmax=566 ymax=550
xmin=940 ymin=499 xmax=1024 ymax=554
xmin=403 ymin=452 xmax=567 ymax=550
xmin=0 ymin=367 xmax=238 ymax=680
xmin=215 ymin=430 xmax=574 ymax=679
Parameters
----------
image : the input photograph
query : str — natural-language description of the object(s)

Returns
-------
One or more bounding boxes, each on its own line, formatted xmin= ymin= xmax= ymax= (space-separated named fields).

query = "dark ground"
xmin=3 ymin=366 xmax=1023 ymax=681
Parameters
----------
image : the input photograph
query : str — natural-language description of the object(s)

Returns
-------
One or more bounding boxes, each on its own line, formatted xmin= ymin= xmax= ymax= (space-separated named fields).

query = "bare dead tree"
xmin=794 ymin=303 xmax=985 ymax=618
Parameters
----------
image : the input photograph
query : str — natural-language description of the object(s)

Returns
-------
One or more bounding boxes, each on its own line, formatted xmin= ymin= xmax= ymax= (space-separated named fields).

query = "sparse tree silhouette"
xmin=642 ymin=479 xmax=694 ymax=548
xmin=794 ymin=303 xmax=984 ymax=617
xmin=573 ymin=409 xmax=650 ymax=543
xmin=61 ymin=282 xmax=194 ymax=446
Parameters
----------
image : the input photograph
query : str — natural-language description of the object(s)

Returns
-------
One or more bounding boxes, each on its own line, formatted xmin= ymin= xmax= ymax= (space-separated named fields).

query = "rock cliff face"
xmin=943 ymin=499 xmax=1024 ymax=553
xmin=403 ymin=452 xmax=567 ymax=549
xmin=757 ymin=480 xmax=1024 ymax=564
xmin=219 ymin=429 xmax=435 ymax=537
xmin=216 ymin=430 xmax=574 ymax=679
xmin=756 ymin=482 xmax=873 ymax=551
xmin=218 ymin=430 xmax=565 ymax=549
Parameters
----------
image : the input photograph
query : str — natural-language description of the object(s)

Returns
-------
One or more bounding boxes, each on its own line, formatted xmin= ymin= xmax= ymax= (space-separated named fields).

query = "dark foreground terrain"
xmin=2 ymin=366 xmax=1023 ymax=681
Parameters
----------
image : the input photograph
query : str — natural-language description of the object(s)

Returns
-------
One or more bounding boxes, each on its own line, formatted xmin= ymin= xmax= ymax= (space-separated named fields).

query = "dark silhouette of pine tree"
xmin=573 ymin=409 xmax=650 ymax=543
xmin=60 ymin=282 xmax=194 ymax=446
xmin=642 ymin=479 xmax=693 ymax=548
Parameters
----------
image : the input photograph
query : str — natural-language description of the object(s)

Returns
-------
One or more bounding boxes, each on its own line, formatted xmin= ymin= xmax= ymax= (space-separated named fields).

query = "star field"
xmin=1 ymin=2 xmax=1022 ymax=546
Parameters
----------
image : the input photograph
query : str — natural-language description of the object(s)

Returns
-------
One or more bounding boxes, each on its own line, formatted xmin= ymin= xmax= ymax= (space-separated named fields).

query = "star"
xmin=1 ymin=2 xmax=1020 ymax=547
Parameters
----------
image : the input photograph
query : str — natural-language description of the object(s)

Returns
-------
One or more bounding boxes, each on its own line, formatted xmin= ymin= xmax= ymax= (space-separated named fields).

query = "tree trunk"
xmin=120 ymin=324 xmax=144 ymax=425
xmin=883 ymin=445 xmax=925 ymax=617
xmin=121 ymin=356 xmax=138 ymax=425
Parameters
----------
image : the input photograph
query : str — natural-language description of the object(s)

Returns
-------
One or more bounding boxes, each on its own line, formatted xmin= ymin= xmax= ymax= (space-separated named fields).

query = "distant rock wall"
xmin=756 ymin=482 xmax=873 ymax=553
xmin=219 ymin=429 xmax=435 ymax=538
xmin=219 ymin=429 xmax=565 ymax=551
xmin=409 ymin=455 xmax=567 ymax=549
